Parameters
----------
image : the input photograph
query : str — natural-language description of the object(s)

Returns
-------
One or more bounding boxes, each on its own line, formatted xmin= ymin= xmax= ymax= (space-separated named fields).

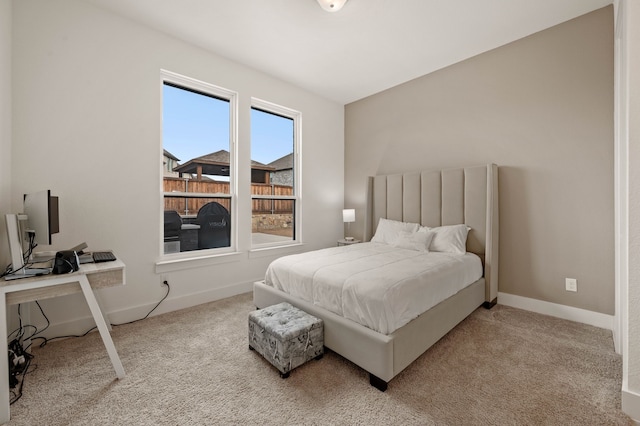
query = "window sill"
xmin=155 ymin=250 xmax=243 ymax=274
xmin=249 ymin=242 xmax=306 ymax=259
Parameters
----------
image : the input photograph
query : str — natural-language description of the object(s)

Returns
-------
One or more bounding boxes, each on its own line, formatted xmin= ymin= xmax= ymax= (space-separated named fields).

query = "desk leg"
xmin=78 ymin=277 xmax=125 ymax=379
xmin=93 ymin=292 xmax=112 ymax=332
xmin=0 ymin=292 xmax=10 ymax=423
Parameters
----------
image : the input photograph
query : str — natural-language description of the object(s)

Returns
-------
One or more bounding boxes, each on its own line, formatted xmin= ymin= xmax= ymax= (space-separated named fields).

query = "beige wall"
xmin=345 ymin=7 xmax=614 ymax=314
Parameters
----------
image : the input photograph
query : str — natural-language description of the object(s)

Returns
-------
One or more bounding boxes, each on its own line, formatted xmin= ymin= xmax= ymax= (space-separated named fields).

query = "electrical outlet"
xmin=160 ymin=275 xmax=167 ymax=286
xmin=565 ymin=278 xmax=577 ymax=292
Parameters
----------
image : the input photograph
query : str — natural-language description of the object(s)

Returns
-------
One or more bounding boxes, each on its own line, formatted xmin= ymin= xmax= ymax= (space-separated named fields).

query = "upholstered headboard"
xmin=364 ymin=164 xmax=499 ymax=305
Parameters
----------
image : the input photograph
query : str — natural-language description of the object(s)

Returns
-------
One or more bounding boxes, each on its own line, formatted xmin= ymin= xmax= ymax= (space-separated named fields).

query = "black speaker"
xmin=52 ymin=250 xmax=79 ymax=274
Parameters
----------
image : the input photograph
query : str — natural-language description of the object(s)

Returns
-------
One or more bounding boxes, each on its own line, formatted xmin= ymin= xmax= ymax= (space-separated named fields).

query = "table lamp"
xmin=343 ymin=209 xmax=355 ymax=241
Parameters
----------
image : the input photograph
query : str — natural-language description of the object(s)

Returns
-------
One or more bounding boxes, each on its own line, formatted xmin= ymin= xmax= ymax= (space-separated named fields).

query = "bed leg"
xmin=482 ymin=298 xmax=497 ymax=309
xmin=369 ymin=374 xmax=388 ymax=392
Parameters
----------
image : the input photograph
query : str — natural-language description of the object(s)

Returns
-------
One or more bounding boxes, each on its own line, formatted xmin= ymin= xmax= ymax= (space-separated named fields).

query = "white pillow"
xmin=425 ymin=224 xmax=470 ymax=254
xmin=392 ymin=230 xmax=435 ymax=252
xmin=371 ymin=218 xmax=420 ymax=245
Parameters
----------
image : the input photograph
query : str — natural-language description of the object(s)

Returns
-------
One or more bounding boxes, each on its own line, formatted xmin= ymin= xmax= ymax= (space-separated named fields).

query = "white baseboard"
xmin=33 ymin=280 xmax=254 ymax=340
xmin=144 ymin=280 xmax=254 ymax=317
xmin=497 ymin=292 xmax=614 ymax=330
xmin=623 ymin=388 xmax=640 ymax=424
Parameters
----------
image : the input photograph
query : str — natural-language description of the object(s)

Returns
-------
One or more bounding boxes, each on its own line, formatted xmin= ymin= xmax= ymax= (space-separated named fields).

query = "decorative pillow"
xmin=392 ymin=230 xmax=435 ymax=252
xmin=425 ymin=224 xmax=470 ymax=254
xmin=371 ymin=218 xmax=420 ymax=245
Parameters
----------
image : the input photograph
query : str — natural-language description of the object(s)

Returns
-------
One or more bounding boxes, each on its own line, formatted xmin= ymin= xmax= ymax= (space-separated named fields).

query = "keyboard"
xmin=92 ymin=251 xmax=116 ymax=263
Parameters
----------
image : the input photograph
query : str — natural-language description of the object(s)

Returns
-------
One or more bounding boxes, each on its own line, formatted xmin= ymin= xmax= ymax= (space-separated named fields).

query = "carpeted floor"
xmin=7 ymin=292 xmax=634 ymax=425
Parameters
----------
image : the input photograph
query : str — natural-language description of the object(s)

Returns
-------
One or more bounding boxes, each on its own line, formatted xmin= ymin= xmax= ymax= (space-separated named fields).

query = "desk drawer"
xmin=5 ymin=268 xmax=124 ymax=305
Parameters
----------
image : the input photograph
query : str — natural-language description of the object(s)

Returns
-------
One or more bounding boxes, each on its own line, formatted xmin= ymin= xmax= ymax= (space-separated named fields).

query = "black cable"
xmin=1 ymin=262 xmax=27 ymax=278
xmin=7 ymin=304 xmax=38 ymax=349
xmin=113 ymin=280 xmax=171 ymax=326
xmin=32 ymin=326 xmax=96 ymax=348
xmin=8 ymin=324 xmax=37 ymax=343
xmin=0 ymin=230 xmax=36 ymax=278
xmin=0 ymin=238 xmax=53 ymax=279
xmin=35 ymin=280 xmax=171 ymax=348
xmin=23 ymin=301 xmax=50 ymax=352
xmin=9 ymin=356 xmax=32 ymax=405
xmin=7 ymin=304 xmax=36 ymax=405
xmin=16 ymin=304 xmax=25 ymax=341
xmin=30 ymin=301 xmax=50 ymax=337
xmin=4 ymin=234 xmax=39 ymax=277
xmin=23 ymin=233 xmax=37 ymax=263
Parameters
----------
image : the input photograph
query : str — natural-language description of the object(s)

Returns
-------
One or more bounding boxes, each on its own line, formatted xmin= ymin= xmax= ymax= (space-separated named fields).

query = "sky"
xmin=162 ymin=84 xmax=293 ymax=167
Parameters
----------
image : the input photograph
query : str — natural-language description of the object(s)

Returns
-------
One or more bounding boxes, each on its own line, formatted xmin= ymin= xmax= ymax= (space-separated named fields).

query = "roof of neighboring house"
xmin=173 ymin=149 xmax=274 ymax=177
xmin=163 ymin=149 xmax=180 ymax=162
xmin=268 ymin=153 xmax=293 ymax=171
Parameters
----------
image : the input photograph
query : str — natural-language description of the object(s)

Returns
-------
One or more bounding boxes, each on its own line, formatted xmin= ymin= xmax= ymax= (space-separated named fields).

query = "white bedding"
xmin=264 ymin=242 xmax=483 ymax=335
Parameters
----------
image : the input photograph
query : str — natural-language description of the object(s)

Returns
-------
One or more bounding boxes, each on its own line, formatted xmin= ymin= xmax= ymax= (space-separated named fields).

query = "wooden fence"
xmin=251 ymin=183 xmax=294 ymax=215
xmin=163 ymin=177 xmax=293 ymax=216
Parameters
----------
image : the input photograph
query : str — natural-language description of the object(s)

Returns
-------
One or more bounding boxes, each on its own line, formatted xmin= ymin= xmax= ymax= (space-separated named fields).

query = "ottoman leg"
xmin=280 ymin=371 xmax=290 ymax=379
xmin=315 ymin=354 xmax=323 ymax=361
xmin=249 ymin=345 xmax=254 ymax=351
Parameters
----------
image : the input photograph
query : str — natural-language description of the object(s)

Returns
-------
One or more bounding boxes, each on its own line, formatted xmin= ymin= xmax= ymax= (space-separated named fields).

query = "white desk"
xmin=0 ymin=259 xmax=126 ymax=423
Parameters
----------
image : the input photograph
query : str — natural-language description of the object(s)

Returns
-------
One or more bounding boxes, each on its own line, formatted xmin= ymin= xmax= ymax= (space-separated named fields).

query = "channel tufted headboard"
xmin=364 ymin=163 xmax=499 ymax=305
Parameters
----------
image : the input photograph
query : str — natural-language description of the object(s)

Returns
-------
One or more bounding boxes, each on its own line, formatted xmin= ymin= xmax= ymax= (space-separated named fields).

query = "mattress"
xmin=264 ymin=242 xmax=483 ymax=335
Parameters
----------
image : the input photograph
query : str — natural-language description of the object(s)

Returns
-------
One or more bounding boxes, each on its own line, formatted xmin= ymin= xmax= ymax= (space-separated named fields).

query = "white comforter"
xmin=264 ymin=242 xmax=483 ymax=335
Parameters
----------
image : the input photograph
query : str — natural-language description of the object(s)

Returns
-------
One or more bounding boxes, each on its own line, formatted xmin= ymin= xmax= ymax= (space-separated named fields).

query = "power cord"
xmin=8 ymin=346 xmax=32 ymax=405
xmin=32 ymin=280 xmax=171 ymax=348
xmin=112 ymin=280 xmax=171 ymax=326
xmin=8 ymin=304 xmax=36 ymax=404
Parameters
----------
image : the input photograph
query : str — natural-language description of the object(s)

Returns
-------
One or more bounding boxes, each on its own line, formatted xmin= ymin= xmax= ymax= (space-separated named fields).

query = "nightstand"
xmin=337 ymin=238 xmax=361 ymax=246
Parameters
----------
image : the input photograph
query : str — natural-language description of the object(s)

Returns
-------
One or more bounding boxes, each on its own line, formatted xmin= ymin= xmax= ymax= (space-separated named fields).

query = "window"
xmin=161 ymin=71 xmax=237 ymax=255
xmin=250 ymin=100 xmax=300 ymax=247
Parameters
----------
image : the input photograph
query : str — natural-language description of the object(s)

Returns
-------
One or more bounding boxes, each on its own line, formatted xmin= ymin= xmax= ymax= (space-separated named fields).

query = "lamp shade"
xmin=343 ymin=209 xmax=355 ymax=223
xmin=317 ymin=0 xmax=348 ymax=12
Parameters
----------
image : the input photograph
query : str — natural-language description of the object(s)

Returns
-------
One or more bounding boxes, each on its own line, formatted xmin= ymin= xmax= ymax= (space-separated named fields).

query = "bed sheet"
xmin=264 ymin=242 xmax=483 ymax=335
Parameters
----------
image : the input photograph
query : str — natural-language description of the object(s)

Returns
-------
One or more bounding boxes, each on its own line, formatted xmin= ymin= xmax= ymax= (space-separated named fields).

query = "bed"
xmin=253 ymin=164 xmax=499 ymax=391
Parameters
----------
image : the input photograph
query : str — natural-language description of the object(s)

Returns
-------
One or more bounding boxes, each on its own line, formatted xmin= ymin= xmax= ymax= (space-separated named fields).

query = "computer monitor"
xmin=23 ymin=190 xmax=59 ymax=246
xmin=3 ymin=190 xmax=59 ymax=279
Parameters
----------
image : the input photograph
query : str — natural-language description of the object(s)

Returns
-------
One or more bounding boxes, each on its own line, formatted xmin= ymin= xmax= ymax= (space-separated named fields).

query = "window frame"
xmin=160 ymin=70 xmax=238 ymax=259
xmin=250 ymin=98 xmax=302 ymax=249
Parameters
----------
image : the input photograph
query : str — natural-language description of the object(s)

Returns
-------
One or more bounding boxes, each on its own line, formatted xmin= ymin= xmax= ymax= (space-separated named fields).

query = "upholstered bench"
xmin=248 ymin=302 xmax=324 ymax=378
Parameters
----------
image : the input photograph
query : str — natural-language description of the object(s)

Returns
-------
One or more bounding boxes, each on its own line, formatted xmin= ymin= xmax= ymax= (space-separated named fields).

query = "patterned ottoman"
xmin=248 ymin=302 xmax=324 ymax=378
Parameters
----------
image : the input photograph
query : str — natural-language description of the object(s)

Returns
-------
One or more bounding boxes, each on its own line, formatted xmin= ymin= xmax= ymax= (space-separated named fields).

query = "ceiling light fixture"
xmin=316 ymin=0 xmax=348 ymax=13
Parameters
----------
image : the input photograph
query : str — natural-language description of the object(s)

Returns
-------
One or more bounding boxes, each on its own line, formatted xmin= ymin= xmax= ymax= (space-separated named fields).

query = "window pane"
xmin=163 ymin=83 xmax=231 ymax=189
xmin=251 ymin=199 xmax=294 ymax=245
xmin=164 ymin=196 xmax=231 ymax=252
xmin=163 ymin=195 xmax=230 ymax=218
xmin=163 ymin=82 xmax=232 ymax=254
xmin=251 ymin=107 xmax=295 ymax=245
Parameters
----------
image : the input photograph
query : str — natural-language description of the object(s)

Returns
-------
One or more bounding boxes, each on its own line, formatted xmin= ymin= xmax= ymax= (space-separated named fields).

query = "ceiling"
xmin=82 ymin=0 xmax=612 ymax=105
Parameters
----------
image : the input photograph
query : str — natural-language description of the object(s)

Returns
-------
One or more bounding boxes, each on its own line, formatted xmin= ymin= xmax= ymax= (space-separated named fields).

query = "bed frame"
xmin=253 ymin=163 xmax=499 ymax=391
